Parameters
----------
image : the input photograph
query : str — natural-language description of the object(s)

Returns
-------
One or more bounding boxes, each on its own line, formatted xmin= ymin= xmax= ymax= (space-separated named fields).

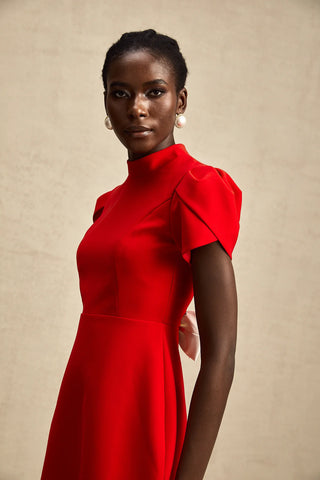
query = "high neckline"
xmin=126 ymin=144 xmax=187 ymax=177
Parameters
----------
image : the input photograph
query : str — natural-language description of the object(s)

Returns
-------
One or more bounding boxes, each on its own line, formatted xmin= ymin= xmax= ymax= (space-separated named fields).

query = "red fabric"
xmin=170 ymin=165 xmax=242 ymax=262
xmin=40 ymin=144 xmax=242 ymax=480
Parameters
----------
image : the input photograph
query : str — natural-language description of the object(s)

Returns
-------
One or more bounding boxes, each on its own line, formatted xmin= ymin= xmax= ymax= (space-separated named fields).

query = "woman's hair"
xmin=101 ymin=29 xmax=188 ymax=93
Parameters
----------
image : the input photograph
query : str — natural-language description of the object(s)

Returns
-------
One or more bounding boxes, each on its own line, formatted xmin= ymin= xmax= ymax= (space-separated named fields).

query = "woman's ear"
xmin=177 ymin=87 xmax=188 ymax=114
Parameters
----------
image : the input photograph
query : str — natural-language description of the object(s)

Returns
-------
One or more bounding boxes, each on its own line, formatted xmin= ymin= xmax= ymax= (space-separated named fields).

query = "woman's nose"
xmin=128 ymin=94 xmax=148 ymax=118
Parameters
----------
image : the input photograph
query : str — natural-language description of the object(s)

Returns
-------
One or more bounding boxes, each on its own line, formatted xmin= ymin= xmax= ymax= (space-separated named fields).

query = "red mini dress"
xmin=40 ymin=143 xmax=242 ymax=480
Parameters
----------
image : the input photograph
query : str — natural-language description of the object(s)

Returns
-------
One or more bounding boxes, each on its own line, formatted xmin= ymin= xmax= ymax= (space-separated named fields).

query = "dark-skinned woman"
xmin=40 ymin=29 xmax=242 ymax=480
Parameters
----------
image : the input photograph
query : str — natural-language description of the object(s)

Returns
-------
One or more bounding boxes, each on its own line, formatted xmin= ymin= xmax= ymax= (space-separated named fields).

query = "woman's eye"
xmin=148 ymin=89 xmax=165 ymax=97
xmin=112 ymin=90 xmax=128 ymax=98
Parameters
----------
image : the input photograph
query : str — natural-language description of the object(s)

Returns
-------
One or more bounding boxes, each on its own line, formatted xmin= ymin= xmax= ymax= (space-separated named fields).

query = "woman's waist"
xmin=80 ymin=311 xmax=177 ymax=328
xmin=68 ymin=311 xmax=180 ymax=361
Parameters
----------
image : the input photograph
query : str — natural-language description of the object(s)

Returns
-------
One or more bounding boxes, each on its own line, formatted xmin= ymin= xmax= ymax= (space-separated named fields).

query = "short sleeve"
xmin=170 ymin=164 xmax=242 ymax=263
xmin=92 ymin=191 xmax=112 ymax=222
xmin=92 ymin=185 xmax=122 ymax=223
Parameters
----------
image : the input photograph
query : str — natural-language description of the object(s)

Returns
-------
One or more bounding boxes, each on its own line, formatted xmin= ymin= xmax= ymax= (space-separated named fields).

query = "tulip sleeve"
xmin=170 ymin=165 xmax=242 ymax=263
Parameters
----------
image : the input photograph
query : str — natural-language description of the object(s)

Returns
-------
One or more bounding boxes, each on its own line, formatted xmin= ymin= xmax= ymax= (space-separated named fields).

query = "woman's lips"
xmin=124 ymin=126 xmax=152 ymax=137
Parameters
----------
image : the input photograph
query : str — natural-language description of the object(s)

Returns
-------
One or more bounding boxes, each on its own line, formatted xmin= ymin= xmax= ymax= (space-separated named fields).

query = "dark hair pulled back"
xmin=102 ymin=29 xmax=188 ymax=93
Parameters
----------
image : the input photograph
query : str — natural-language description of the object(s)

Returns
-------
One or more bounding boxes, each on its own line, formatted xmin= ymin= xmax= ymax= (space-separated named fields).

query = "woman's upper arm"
xmin=191 ymin=241 xmax=238 ymax=365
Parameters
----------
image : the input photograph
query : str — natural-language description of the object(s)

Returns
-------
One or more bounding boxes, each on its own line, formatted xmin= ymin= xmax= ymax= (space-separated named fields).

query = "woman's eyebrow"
xmin=109 ymin=79 xmax=168 ymax=88
xmin=109 ymin=81 xmax=129 ymax=88
xmin=143 ymin=79 xmax=168 ymax=86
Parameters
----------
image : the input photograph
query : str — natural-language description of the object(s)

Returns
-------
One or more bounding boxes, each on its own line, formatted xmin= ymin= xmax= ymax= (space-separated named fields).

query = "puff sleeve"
xmin=170 ymin=164 xmax=242 ymax=263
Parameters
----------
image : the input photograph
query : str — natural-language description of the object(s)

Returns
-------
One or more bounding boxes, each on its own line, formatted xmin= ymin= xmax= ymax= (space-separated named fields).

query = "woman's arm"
xmin=175 ymin=240 xmax=238 ymax=480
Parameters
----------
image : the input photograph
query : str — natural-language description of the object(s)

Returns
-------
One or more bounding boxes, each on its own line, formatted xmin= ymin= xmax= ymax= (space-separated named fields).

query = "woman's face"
xmin=104 ymin=50 xmax=187 ymax=160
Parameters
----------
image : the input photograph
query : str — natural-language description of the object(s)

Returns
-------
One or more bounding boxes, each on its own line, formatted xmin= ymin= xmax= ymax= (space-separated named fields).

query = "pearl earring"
xmin=104 ymin=116 xmax=113 ymax=130
xmin=175 ymin=114 xmax=186 ymax=128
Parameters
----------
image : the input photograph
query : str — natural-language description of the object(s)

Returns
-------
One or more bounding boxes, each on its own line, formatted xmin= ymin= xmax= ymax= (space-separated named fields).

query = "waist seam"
xmin=81 ymin=312 xmax=173 ymax=327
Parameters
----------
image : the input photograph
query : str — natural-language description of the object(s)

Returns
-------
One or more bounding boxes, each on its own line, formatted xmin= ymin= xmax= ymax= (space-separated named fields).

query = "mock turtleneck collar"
xmin=126 ymin=144 xmax=187 ymax=177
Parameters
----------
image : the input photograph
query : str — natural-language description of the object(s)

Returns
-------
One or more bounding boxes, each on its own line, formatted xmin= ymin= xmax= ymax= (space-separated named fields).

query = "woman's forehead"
xmin=107 ymin=50 xmax=174 ymax=85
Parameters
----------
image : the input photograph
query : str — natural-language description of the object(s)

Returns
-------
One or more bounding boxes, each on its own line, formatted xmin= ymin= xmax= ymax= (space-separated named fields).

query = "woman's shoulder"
xmin=176 ymin=148 xmax=240 ymax=194
xmin=92 ymin=184 xmax=122 ymax=222
xmin=96 ymin=184 xmax=122 ymax=203
xmin=171 ymin=149 xmax=242 ymax=259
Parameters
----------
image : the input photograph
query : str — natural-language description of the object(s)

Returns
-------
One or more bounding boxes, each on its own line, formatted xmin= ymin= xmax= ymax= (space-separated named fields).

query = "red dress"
xmin=40 ymin=143 xmax=241 ymax=480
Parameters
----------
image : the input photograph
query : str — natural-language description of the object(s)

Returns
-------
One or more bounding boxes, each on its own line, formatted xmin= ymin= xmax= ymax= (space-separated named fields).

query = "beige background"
xmin=1 ymin=0 xmax=320 ymax=479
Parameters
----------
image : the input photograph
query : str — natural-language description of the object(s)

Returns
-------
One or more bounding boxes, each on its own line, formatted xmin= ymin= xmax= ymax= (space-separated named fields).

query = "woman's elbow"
xmin=200 ymin=347 xmax=236 ymax=386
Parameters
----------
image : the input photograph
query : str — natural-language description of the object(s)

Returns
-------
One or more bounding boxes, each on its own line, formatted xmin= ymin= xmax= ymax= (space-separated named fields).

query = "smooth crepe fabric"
xmin=40 ymin=144 xmax=242 ymax=480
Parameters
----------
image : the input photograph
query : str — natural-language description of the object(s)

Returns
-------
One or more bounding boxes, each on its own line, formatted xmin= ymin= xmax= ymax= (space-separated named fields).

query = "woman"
xmin=41 ymin=29 xmax=242 ymax=480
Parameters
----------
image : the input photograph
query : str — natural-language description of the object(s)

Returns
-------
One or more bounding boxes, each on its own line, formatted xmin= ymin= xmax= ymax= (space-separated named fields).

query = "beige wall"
xmin=1 ymin=0 xmax=320 ymax=478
